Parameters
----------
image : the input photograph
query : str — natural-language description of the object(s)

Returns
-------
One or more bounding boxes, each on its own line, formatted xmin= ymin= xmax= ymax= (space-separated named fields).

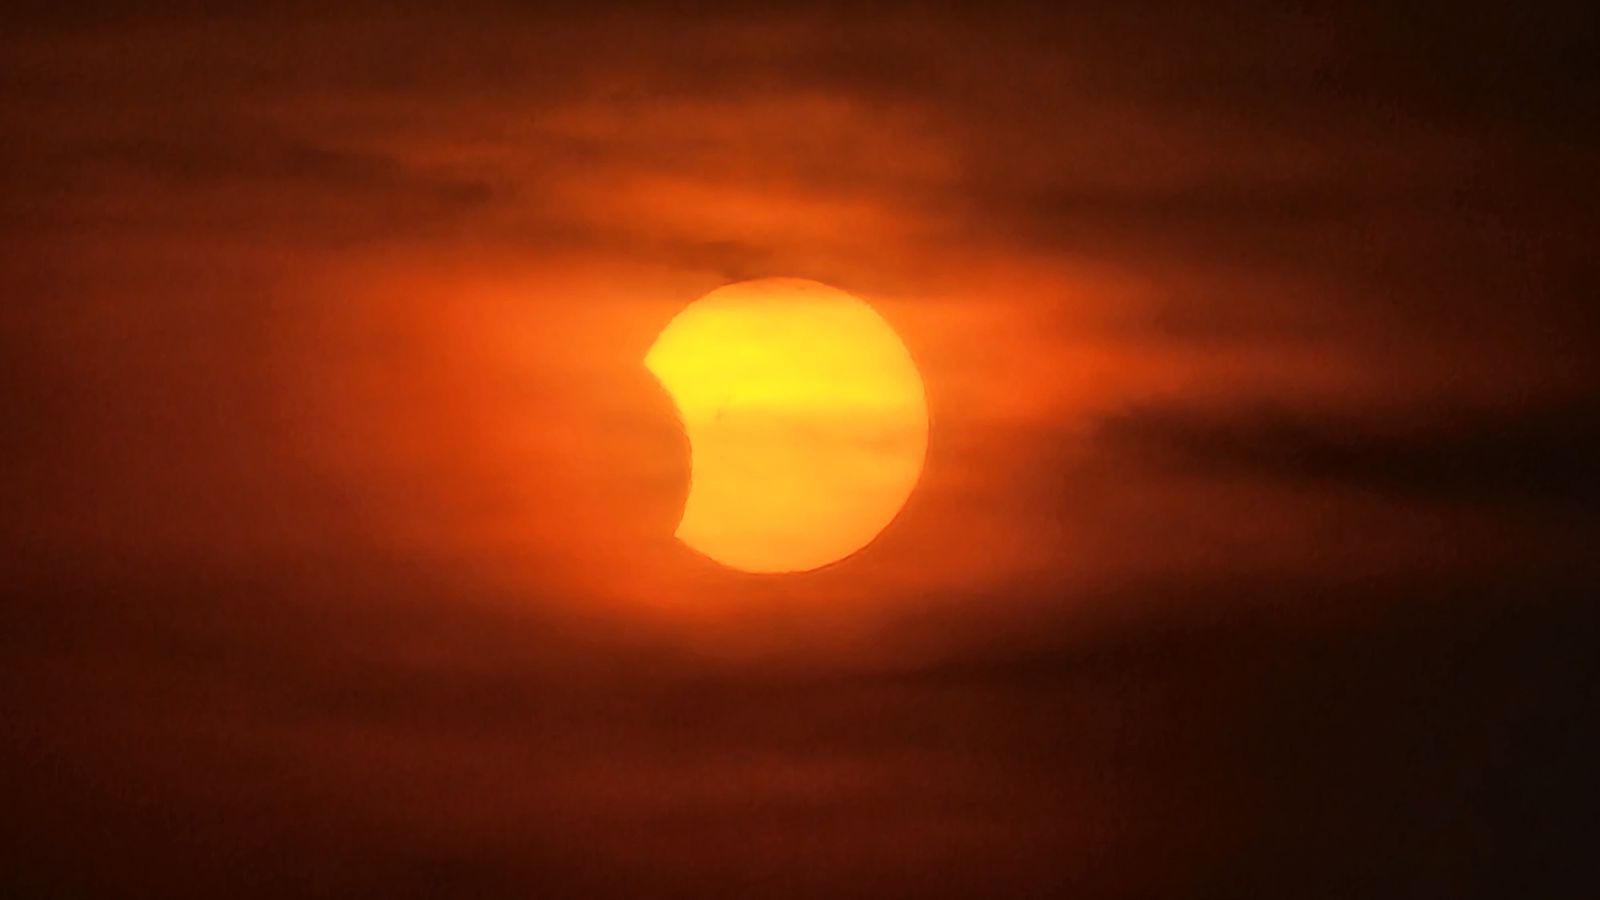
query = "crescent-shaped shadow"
xmin=541 ymin=353 xmax=690 ymax=574
xmin=623 ymin=360 xmax=692 ymax=550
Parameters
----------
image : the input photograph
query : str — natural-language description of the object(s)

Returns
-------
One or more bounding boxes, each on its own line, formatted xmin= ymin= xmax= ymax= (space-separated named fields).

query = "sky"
xmin=2 ymin=3 xmax=1597 ymax=897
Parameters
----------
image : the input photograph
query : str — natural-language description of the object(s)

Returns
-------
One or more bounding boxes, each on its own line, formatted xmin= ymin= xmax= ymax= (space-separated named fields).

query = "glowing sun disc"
xmin=645 ymin=278 xmax=928 ymax=573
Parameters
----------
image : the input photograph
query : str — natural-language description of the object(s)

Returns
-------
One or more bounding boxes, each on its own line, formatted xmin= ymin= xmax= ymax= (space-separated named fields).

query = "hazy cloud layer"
xmin=2 ymin=3 xmax=1596 ymax=897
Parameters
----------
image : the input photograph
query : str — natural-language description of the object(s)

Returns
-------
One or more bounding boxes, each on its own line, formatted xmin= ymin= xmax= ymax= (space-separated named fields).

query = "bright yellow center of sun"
xmin=646 ymin=278 xmax=928 ymax=573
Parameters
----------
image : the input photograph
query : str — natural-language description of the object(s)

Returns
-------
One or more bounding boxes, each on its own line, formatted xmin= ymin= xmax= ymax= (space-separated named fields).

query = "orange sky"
xmin=2 ymin=4 xmax=1596 ymax=897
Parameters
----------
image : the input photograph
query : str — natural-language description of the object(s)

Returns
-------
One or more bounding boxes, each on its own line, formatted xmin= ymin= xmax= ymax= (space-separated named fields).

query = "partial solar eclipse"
xmin=646 ymin=278 xmax=928 ymax=573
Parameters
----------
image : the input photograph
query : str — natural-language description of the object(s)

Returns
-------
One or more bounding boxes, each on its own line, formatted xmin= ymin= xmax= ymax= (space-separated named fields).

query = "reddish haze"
xmin=2 ymin=3 xmax=1596 ymax=897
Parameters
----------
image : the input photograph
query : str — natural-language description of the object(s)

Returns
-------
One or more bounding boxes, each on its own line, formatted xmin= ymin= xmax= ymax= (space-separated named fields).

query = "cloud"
xmin=1096 ymin=395 xmax=1600 ymax=512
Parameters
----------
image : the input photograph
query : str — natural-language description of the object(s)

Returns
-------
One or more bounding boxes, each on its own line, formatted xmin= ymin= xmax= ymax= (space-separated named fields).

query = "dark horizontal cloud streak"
xmin=1098 ymin=395 xmax=1600 ymax=511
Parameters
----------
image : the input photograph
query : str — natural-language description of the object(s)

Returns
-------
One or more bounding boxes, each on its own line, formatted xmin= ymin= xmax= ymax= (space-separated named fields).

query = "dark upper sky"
xmin=2 ymin=3 xmax=1597 ymax=897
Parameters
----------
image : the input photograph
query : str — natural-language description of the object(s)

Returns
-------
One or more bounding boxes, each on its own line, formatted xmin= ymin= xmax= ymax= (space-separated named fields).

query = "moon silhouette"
xmin=645 ymin=278 xmax=928 ymax=573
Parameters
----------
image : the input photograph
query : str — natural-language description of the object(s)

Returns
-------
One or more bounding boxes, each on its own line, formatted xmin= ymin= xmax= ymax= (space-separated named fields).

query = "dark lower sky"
xmin=2 ymin=2 xmax=1597 ymax=897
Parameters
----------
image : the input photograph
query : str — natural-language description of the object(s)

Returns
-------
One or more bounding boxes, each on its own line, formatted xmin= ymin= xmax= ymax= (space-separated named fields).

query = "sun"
xmin=645 ymin=278 xmax=928 ymax=573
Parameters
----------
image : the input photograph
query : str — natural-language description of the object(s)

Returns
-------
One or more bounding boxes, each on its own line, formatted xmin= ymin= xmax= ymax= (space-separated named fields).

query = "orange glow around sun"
xmin=645 ymin=278 xmax=929 ymax=573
